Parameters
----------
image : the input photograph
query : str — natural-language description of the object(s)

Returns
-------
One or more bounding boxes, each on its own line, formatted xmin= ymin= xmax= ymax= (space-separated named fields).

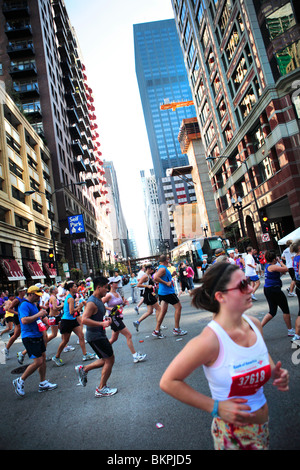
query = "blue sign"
xmin=68 ymin=214 xmax=85 ymax=236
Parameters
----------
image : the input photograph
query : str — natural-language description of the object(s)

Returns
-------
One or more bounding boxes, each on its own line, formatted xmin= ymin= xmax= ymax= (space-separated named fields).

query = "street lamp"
xmin=231 ymin=196 xmax=246 ymax=238
xmin=25 ymin=181 xmax=86 ymax=277
xmin=206 ymin=155 xmax=264 ymax=233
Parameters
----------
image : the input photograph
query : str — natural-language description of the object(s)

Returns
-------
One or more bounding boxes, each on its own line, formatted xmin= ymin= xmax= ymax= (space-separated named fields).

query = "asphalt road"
xmin=0 ymin=276 xmax=299 ymax=453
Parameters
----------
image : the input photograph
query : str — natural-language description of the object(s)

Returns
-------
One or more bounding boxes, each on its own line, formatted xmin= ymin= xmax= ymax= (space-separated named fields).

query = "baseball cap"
xmin=27 ymin=285 xmax=43 ymax=296
xmin=108 ymin=277 xmax=118 ymax=284
xmin=17 ymin=286 xmax=27 ymax=293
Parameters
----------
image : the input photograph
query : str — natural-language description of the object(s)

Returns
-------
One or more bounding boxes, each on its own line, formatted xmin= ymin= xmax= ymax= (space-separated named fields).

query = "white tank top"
xmin=203 ymin=314 xmax=271 ymax=412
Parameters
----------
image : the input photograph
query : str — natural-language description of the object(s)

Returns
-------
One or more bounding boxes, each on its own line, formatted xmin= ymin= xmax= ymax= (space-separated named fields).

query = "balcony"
xmin=21 ymin=102 xmax=42 ymax=119
xmin=93 ymin=190 xmax=101 ymax=199
xmin=10 ymin=62 xmax=37 ymax=78
xmin=65 ymin=91 xmax=77 ymax=108
xmin=71 ymin=140 xmax=84 ymax=156
xmin=85 ymin=177 xmax=95 ymax=188
xmin=2 ymin=2 xmax=29 ymax=20
xmin=62 ymin=74 xmax=74 ymax=92
xmin=67 ymin=107 xmax=79 ymax=125
xmin=69 ymin=124 xmax=81 ymax=141
xmin=5 ymin=23 xmax=32 ymax=39
xmin=7 ymin=42 xmax=35 ymax=59
xmin=73 ymin=159 xmax=86 ymax=173
xmin=13 ymin=82 xmax=39 ymax=99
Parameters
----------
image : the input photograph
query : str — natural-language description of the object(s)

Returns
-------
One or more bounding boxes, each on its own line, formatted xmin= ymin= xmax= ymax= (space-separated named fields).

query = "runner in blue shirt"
xmin=153 ymin=254 xmax=187 ymax=338
xmin=13 ymin=285 xmax=57 ymax=397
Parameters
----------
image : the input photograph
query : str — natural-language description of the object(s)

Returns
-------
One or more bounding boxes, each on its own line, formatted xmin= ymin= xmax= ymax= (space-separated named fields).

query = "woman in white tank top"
xmin=160 ymin=262 xmax=289 ymax=450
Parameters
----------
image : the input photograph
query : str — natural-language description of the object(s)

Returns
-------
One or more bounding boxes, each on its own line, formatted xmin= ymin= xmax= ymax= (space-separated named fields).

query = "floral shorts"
xmin=211 ymin=417 xmax=269 ymax=450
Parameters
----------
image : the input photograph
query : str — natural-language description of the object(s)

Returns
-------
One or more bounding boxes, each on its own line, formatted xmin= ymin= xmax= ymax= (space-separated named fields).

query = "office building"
xmin=172 ymin=0 xmax=300 ymax=249
xmin=0 ymin=85 xmax=57 ymax=290
xmin=134 ymin=19 xmax=197 ymax=248
xmin=0 ymin=0 xmax=111 ymax=276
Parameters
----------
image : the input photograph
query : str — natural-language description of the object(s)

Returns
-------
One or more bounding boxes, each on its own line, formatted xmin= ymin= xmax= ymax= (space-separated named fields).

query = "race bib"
xmin=228 ymin=354 xmax=271 ymax=397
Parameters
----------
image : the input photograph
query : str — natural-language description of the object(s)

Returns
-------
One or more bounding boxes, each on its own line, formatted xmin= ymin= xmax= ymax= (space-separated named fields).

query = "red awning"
xmin=43 ymin=262 xmax=57 ymax=279
xmin=0 ymin=258 xmax=26 ymax=281
xmin=23 ymin=260 xmax=46 ymax=280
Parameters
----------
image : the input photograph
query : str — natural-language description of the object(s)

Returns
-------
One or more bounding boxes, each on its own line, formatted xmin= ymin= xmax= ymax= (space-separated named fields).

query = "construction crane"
xmin=160 ymin=100 xmax=194 ymax=112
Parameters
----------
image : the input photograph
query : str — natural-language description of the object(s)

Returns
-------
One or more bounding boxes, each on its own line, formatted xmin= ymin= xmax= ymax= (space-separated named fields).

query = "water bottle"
xmin=37 ymin=318 xmax=47 ymax=332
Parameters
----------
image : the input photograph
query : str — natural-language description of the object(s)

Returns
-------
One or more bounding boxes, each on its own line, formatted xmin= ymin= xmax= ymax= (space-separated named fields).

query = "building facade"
xmin=0 ymin=0 xmax=111 ymax=277
xmin=171 ymin=0 xmax=300 ymax=250
xmin=0 ymin=86 xmax=58 ymax=291
xmin=134 ymin=19 xmax=198 ymax=248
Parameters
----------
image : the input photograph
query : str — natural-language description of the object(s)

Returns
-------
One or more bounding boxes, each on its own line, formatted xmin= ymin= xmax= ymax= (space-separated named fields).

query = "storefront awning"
xmin=23 ymin=260 xmax=46 ymax=280
xmin=43 ymin=262 xmax=57 ymax=279
xmin=0 ymin=258 xmax=26 ymax=281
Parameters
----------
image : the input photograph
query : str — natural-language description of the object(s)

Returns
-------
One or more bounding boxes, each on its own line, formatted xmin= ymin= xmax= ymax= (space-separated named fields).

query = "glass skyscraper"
xmin=134 ymin=19 xmax=197 ymax=247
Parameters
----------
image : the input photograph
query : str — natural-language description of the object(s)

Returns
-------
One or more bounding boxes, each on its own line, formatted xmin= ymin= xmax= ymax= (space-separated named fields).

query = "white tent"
xmin=278 ymin=227 xmax=300 ymax=246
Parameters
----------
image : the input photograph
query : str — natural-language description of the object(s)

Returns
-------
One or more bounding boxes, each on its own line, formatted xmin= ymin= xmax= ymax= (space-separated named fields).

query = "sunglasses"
xmin=222 ymin=278 xmax=251 ymax=293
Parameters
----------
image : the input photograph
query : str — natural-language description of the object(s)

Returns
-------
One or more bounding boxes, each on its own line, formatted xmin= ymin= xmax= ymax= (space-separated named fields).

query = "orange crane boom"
xmin=160 ymin=100 xmax=194 ymax=112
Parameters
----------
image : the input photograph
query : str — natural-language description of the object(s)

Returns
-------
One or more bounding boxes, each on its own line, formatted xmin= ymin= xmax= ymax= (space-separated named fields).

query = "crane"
xmin=160 ymin=100 xmax=194 ymax=112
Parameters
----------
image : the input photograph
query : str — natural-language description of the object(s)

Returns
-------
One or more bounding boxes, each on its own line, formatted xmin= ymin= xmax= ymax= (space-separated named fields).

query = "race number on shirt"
xmin=228 ymin=354 xmax=271 ymax=397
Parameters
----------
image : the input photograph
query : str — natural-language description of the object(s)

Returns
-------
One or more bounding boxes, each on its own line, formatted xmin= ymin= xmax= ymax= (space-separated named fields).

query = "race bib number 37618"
xmin=228 ymin=355 xmax=271 ymax=397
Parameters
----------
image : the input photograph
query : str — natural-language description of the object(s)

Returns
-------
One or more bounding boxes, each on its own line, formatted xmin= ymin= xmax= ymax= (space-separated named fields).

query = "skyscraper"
xmin=0 ymin=0 xmax=110 ymax=275
xmin=172 ymin=0 xmax=300 ymax=249
xmin=134 ymin=19 xmax=197 ymax=248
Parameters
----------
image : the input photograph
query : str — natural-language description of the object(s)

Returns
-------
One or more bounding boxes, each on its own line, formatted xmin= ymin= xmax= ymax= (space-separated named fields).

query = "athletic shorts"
xmin=88 ymin=337 xmax=113 ymax=359
xmin=110 ymin=316 xmax=126 ymax=332
xmin=22 ymin=336 xmax=46 ymax=359
xmin=249 ymin=275 xmax=259 ymax=282
xmin=158 ymin=293 xmax=180 ymax=305
xmin=288 ymin=268 xmax=295 ymax=281
xmin=60 ymin=318 xmax=80 ymax=334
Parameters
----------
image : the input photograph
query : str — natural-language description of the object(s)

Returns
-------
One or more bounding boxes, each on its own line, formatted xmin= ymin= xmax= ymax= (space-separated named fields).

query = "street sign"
xmin=67 ymin=214 xmax=86 ymax=240
xmin=262 ymin=233 xmax=270 ymax=242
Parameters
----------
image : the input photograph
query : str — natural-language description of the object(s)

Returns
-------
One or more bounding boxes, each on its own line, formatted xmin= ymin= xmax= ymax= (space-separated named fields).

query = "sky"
xmin=64 ymin=0 xmax=175 ymax=257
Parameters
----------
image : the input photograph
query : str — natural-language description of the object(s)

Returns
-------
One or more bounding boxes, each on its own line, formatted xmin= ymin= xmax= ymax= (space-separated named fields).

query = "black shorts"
xmin=264 ymin=286 xmax=290 ymax=317
xmin=110 ymin=316 xmax=126 ymax=332
xmin=22 ymin=336 xmax=46 ymax=359
xmin=88 ymin=337 xmax=113 ymax=359
xmin=288 ymin=268 xmax=295 ymax=281
xmin=60 ymin=318 xmax=80 ymax=334
xmin=158 ymin=293 xmax=180 ymax=305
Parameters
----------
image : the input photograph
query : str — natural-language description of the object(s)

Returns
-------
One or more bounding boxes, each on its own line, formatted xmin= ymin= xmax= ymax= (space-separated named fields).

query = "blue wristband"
xmin=211 ymin=400 xmax=219 ymax=418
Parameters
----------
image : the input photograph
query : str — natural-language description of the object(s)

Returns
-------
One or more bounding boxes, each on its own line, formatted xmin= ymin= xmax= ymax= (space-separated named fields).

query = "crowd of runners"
xmin=1 ymin=240 xmax=299 ymax=450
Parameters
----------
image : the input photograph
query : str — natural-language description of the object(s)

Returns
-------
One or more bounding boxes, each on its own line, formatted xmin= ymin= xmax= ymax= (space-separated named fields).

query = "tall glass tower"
xmin=134 ymin=19 xmax=197 ymax=247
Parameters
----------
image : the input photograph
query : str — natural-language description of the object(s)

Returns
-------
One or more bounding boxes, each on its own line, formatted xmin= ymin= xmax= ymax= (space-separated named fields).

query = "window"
xmin=11 ymin=186 xmax=25 ymax=203
xmin=250 ymin=123 xmax=265 ymax=152
xmin=9 ymin=159 xmax=23 ymax=179
xmin=258 ymin=157 xmax=274 ymax=182
xmin=233 ymin=55 xmax=248 ymax=91
xmin=239 ymin=85 xmax=256 ymax=118
xmin=266 ymin=2 xmax=296 ymax=41
xmin=275 ymin=39 xmax=300 ymax=77
xmin=218 ymin=0 xmax=232 ymax=36
xmin=15 ymin=214 xmax=29 ymax=231
xmin=225 ymin=27 xmax=240 ymax=63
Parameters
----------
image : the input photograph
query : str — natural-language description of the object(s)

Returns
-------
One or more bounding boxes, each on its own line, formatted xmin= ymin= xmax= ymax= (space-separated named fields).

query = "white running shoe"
xmin=133 ymin=352 xmax=147 ymax=363
xmin=13 ymin=377 xmax=25 ymax=397
xmin=38 ymin=380 xmax=58 ymax=393
xmin=95 ymin=385 xmax=117 ymax=397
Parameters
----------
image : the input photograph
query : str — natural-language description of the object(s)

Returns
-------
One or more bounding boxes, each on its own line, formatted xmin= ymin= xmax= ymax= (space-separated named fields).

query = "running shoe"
xmin=82 ymin=352 xmax=96 ymax=361
xmin=63 ymin=345 xmax=75 ymax=352
xmin=52 ymin=356 xmax=64 ymax=366
xmin=133 ymin=352 xmax=147 ymax=363
xmin=251 ymin=294 xmax=257 ymax=301
xmin=38 ymin=380 xmax=57 ymax=393
xmin=17 ymin=351 xmax=25 ymax=365
xmin=288 ymin=292 xmax=297 ymax=297
xmin=75 ymin=365 xmax=87 ymax=386
xmin=152 ymin=330 xmax=166 ymax=339
xmin=95 ymin=385 xmax=118 ymax=398
xmin=133 ymin=321 xmax=140 ymax=332
xmin=13 ymin=377 xmax=25 ymax=397
xmin=173 ymin=328 xmax=187 ymax=336
xmin=291 ymin=334 xmax=300 ymax=341
xmin=288 ymin=328 xmax=296 ymax=337
xmin=2 ymin=347 xmax=9 ymax=359
xmin=134 ymin=306 xmax=139 ymax=314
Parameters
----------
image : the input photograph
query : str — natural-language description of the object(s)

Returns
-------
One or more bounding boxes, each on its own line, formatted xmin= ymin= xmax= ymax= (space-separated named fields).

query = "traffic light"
xmin=49 ymin=249 xmax=55 ymax=269
xmin=262 ymin=216 xmax=270 ymax=233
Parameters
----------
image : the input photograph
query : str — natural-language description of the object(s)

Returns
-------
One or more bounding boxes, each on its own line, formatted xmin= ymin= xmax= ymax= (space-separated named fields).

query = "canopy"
xmin=278 ymin=227 xmax=300 ymax=246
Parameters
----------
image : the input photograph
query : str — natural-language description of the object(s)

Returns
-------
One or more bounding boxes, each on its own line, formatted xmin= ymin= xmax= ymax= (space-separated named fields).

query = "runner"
xmin=75 ymin=276 xmax=117 ymax=397
xmin=2 ymin=286 xmax=27 ymax=360
xmin=281 ymin=241 xmax=297 ymax=297
xmin=153 ymin=254 xmax=187 ymax=338
xmin=261 ymin=251 xmax=295 ymax=336
xmin=103 ymin=278 xmax=146 ymax=363
xmin=52 ymin=281 xmax=95 ymax=366
xmin=13 ymin=285 xmax=57 ymax=397
xmin=290 ymin=240 xmax=300 ymax=342
xmin=133 ymin=264 xmax=162 ymax=333
xmin=160 ymin=262 xmax=289 ymax=450
xmin=245 ymin=246 xmax=260 ymax=300
xmin=134 ymin=265 xmax=146 ymax=314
